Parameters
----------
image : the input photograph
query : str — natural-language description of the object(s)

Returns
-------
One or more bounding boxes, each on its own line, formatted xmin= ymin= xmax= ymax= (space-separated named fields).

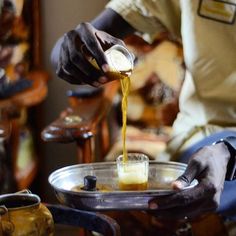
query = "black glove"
xmin=56 ymin=22 xmax=126 ymax=86
xmin=148 ymin=142 xmax=230 ymax=219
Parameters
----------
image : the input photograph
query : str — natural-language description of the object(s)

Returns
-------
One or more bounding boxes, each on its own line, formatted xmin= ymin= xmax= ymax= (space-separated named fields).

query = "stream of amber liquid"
xmin=120 ymin=76 xmax=130 ymax=163
xmin=89 ymin=57 xmax=131 ymax=163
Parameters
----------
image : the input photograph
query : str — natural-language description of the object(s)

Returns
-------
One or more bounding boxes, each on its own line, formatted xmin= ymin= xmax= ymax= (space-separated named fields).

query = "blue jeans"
xmin=178 ymin=130 xmax=236 ymax=220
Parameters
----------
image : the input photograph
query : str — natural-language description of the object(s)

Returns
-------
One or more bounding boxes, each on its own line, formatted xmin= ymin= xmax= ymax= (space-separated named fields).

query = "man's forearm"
xmin=91 ymin=8 xmax=135 ymax=39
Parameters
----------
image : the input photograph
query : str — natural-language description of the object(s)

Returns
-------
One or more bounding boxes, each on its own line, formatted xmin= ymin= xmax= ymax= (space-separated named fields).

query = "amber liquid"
xmin=72 ymin=184 xmax=113 ymax=192
xmin=120 ymin=76 xmax=130 ymax=163
xmin=90 ymin=54 xmax=131 ymax=162
xmin=119 ymin=76 xmax=149 ymax=191
xmin=118 ymin=181 xmax=147 ymax=191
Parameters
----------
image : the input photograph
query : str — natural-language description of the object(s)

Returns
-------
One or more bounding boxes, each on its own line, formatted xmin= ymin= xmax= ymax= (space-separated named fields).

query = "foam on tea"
xmin=118 ymin=163 xmax=148 ymax=190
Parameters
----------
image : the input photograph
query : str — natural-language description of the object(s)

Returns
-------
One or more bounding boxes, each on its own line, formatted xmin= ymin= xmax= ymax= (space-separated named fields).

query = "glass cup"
xmin=89 ymin=44 xmax=134 ymax=80
xmin=116 ymin=153 xmax=149 ymax=191
xmin=105 ymin=45 xmax=134 ymax=75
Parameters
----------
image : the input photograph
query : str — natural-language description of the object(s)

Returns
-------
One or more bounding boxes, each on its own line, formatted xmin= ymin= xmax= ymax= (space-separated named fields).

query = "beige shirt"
xmin=107 ymin=0 xmax=236 ymax=154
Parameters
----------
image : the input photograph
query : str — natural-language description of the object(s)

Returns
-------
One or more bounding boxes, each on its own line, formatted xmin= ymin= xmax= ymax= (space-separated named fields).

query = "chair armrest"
xmin=41 ymin=81 xmax=119 ymax=143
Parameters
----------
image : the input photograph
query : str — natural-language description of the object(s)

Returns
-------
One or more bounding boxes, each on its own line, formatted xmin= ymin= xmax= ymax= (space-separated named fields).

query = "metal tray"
xmin=49 ymin=161 xmax=197 ymax=211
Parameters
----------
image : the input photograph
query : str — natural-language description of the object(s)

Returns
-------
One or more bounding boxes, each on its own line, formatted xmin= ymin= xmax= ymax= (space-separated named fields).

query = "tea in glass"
xmin=117 ymin=153 xmax=149 ymax=191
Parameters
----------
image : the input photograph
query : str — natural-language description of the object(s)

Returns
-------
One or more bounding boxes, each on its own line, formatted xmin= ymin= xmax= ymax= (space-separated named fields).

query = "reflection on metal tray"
xmin=48 ymin=161 xmax=198 ymax=211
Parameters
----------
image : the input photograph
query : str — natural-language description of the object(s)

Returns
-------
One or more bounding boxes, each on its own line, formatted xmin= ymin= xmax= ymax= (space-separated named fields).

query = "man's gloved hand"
xmin=56 ymin=22 xmax=125 ymax=87
xmin=148 ymin=143 xmax=230 ymax=219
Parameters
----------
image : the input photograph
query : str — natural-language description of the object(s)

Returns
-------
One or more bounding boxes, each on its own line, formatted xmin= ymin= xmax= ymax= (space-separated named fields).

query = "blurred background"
xmin=1 ymin=1 xmax=233 ymax=235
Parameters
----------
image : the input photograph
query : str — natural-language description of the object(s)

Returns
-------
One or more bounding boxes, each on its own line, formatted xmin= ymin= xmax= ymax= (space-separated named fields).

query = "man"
xmin=51 ymin=0 xmax=236 ymax=220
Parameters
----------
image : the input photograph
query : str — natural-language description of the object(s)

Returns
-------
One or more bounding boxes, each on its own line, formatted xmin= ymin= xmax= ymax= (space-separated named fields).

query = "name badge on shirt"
xmin=198 ymin=0 xmax=236 ymax=24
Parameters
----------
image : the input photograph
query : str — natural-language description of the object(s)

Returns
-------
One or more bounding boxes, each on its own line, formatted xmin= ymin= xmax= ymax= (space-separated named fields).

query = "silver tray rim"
xmin=49 ymin=161 xmax=198 ymax=196
xmin=48 ymin=161 xmax=198 ymax=211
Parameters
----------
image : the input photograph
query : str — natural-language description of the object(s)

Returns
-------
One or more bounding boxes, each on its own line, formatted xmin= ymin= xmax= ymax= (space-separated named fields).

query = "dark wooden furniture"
xmin=0 ymin=0 xmax=49 ymax=192
xmin=42 ymin=81 xmax=119 ymax=164
xmin=0 ymin=71 xmax=49 ymax=190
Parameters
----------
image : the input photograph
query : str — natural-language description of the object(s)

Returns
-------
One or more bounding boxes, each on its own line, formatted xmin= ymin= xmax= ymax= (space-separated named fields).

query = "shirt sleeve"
xmin=106 ymin=0 xmax=180 ymax=41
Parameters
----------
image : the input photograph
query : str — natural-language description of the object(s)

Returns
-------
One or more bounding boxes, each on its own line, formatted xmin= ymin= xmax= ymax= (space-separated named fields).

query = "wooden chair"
xmin=0 ymin=0 xmax=49 ymax=192
xmin=42 ymin=81 xmax=119 ymax=164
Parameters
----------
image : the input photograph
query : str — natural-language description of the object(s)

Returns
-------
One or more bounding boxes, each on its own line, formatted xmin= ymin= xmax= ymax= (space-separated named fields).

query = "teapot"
xmin=0 ymin=190 xmax=54 ymax=235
